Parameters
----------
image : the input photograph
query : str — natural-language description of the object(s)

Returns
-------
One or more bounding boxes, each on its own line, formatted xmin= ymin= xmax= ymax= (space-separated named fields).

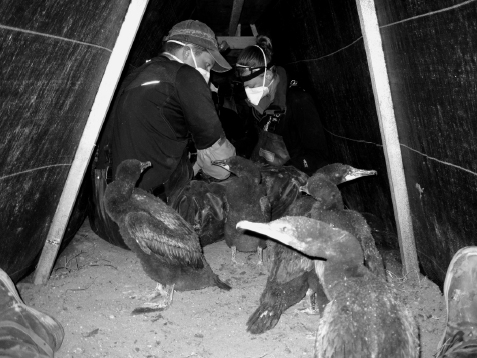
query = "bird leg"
xmin=257 ymin=246 xmax=264 ymax=266
xmin=231 ymin=246 xmax=244 ymax=266
xmin=131 ymin=284 xmax=175 ymax=315
xmin=147 ymin=283 xmax=174 ymax=307
xmin=144 ymin=283 xmax=175 ymax=309
xmin=155 ymin=283 xmax=169 ymax=296
xmin=297 ymin=288 xmax=321 ymax=315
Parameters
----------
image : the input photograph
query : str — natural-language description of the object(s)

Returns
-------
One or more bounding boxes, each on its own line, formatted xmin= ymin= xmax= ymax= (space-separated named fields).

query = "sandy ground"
xmin=18 ymin=219 xmax=446 ymax=358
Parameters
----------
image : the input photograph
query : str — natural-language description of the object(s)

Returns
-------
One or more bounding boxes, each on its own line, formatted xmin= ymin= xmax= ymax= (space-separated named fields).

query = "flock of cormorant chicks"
xmin=104 ymin=156 xmax=419 ymax=357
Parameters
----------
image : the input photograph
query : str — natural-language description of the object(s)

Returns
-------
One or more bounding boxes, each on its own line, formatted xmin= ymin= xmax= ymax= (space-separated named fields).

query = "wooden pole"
xmin=228 ymin=0 xmax=245 ymax=36
xmin=250 ymin=24 xmax=258 ymax=37
xmin=355 ymin=0 xmax=420 ymax=281
xmin=33 ymin=0 xmax=149 ymax=285
xmin=216 ymin=36 xmax=256 ymax=49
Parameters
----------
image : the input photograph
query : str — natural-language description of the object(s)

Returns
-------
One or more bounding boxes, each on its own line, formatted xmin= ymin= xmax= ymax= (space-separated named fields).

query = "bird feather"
xmin=125 ymin=212 xmax=203 ymax=268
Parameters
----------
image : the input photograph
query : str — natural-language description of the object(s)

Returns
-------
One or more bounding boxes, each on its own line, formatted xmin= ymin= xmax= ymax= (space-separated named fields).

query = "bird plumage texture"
xmin=302 ymin=167 xmax=385 ymax=279
xmin=259 ymin=164 xmax=309 ymax=220
xmin=247 ymin=163 xmax=380 ymax=334
xmin=171 ymin=179 xmax=229 ymax=246
xmin=246 ymin=240 xmax=323 ymax=333
xmin=238 ymin=216 xmax=419 ymax=358
xmin=212 ymin=156 xmax=271 ymax=258
xmin=104 ymin=159 xmax=231 ymax=296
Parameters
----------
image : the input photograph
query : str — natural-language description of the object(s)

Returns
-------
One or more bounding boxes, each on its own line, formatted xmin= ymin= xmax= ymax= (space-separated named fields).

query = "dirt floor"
xmin=18 ymin=219 xmax=446 ymax=358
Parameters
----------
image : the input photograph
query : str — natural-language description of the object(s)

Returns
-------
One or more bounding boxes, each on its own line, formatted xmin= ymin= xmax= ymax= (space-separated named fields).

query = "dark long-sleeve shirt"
xmin=111 ymin=55 xmax=226 ymax=190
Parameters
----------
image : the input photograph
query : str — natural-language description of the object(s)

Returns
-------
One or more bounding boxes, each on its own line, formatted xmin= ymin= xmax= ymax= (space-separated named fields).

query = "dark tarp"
xmin=1 ymin=0 xmax=476 ymax=287
xmin=258 ymin=0 xmax=477 ymax=285
xmin=0 ymin=0 xmax=131 ymax=282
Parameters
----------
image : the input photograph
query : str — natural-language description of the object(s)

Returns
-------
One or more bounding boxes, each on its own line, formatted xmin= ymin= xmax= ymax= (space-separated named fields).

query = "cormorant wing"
xmin=125 ymin=211 xmax=203 ymax=268
xmin=272 ymin=244 xmax=315 ymax=283
xmin=260 ymin=166 xmax=307 ymax=220
xmin=132 ymin=191 xmax=198 ymax=239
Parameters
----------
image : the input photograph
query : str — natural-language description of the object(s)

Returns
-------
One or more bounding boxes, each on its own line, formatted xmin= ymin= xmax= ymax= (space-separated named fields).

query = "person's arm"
xmin=193 ymin=134 xmax=236 ymax=179
xmin=176 ymin=66 xmax=235 ymax=179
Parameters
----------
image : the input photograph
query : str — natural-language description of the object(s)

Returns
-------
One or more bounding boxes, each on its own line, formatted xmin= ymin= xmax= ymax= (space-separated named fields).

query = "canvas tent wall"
xmin=0 ymin=0 xmax=475 ymax=286
xmin=258 ymin=0 xmax=477 ymax=285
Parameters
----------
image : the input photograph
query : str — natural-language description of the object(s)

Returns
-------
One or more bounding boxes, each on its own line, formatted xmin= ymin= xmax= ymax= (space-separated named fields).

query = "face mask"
xmin=167 ymin=40 xmax=210 ymax=83
xmin=245 ymin=77 xmax=274 ymax=106
xmin=245 ymin=82 xmax=267 ymax=106
xmin=244 ymin=46 xmax=272 ymax=105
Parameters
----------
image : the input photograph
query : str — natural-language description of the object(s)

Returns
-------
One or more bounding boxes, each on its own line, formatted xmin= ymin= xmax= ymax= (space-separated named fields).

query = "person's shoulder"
xmin=176 ymin=65 xmax=209 ymax=91
xmin=148 ymin=55 xmax=183 ymax=70
xmin=276 ymin=65 xmax=287 ymax=75
xmin=176 ymin=63 xmax=203 ymax=80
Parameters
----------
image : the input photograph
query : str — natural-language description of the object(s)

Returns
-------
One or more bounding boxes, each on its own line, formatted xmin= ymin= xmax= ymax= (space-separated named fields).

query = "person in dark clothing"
xmin=89 ymin=20 xmax=235 ymax=248
xmin=235 ymin=36 xmax=329 ymax=176
xmin=112 ymin=20 xmax=235 ymax=197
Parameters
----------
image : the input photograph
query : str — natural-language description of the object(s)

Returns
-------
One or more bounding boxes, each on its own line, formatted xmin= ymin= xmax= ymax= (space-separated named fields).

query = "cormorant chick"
xmin=259 ymin=164 xmax=309 ymax=220
xmin=237 ymin=217 xmax=418 ymax=358
xmin=212 ymin=156 xmax=271 ymax=265
xmin=247 ymin=164 xmax=378 ymax=334
xmin=301 ymin=167 xmax=385 ymax=279
xmin=105 ymin=159 xmax=231 ymax=312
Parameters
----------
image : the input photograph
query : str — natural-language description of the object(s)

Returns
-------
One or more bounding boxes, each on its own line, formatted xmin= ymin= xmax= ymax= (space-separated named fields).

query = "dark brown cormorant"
xmin=301 ymin=167 xmax=385 ymax=279
xmin=237 ymin=216 xmax=419 ymax=358
xmin=212 ymin=156 xmax=271 ymax=265
xmin=259 ymin=164 xmax=309 ymax=220
xmin=171 ymin=179 xmax=229 ymax=246
xmin=247 ymin=164 xmax=379 ymax=334
xmin=104 ymin=159 xmax=231 ymax=311
xmin=245 ymin=239 xmax=323 ymax=334
xmin=283 ymin=162 xmax=376 ymax=218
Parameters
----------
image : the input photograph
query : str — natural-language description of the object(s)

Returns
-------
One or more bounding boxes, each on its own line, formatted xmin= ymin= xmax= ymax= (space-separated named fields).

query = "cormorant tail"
xmin=214 ymin=275 xmax=231 ymax=291
xmin=247 ymin=302 xmax=281 ymax=334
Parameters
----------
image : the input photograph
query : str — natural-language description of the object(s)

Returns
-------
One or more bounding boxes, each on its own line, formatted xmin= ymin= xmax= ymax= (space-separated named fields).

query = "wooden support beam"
xmin=236 ymin=24 xmax=241 ymax=36
xmin=33 ymin=0 xmax=149 ymax=285
xmin=228 ymin=0 xmax=245 ymax=36
xmin=250 ymin=24 xmax=258 ymax=37
xmin=217 ymin=36 xmax=256 ymax=49
xmin=355 ymin=0 xmax=420 ymax=282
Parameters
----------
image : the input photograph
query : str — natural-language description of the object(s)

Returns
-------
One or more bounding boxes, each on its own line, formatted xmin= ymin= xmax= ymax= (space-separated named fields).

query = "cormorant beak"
xmin=211 ymin=160 xmax=230 ymax=171
xmin=236 ymin=220 xmax=306 ymax=252
xmin=344 ymin=168 xmax=377 ymax=182
xmin=140 ymin=161 xmax=152 ymax=173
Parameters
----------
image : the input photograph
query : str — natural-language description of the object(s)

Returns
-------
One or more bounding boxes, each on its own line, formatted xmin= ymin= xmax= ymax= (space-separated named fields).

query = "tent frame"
xmin=33 ymin=0 xmax=150 ymax=285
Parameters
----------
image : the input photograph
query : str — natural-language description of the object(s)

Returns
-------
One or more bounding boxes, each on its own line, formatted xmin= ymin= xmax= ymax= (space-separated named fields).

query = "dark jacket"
xmin=110 ymin=55 xmax=224 ymax=191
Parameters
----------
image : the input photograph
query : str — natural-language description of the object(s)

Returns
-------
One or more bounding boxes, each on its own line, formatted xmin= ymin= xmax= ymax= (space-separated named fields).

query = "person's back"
xmin=111 ymin=54 xmax=224 ymax=191
xmin=89 ymin=19 xmax=235 ymax=248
